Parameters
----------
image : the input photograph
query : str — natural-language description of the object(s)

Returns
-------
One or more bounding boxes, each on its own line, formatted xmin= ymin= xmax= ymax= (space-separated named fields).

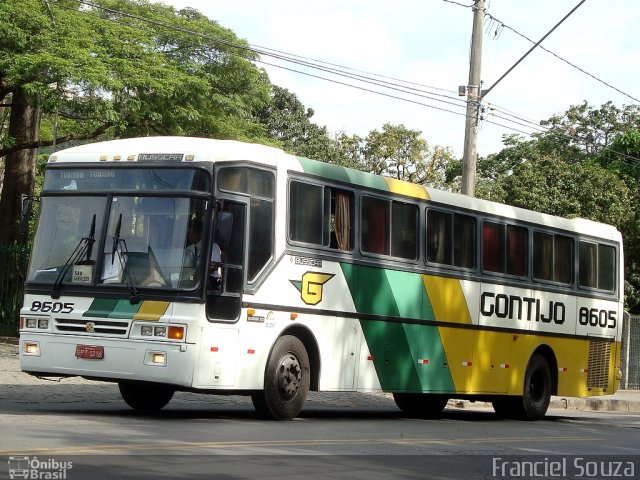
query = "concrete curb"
xmin=0 ymin=336 xmax=18 ymax=345
xmin=551 ymin=397 xmax=640 ymax=413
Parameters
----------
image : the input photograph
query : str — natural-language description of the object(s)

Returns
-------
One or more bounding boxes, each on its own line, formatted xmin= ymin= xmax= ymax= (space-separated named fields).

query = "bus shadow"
xmin=0 ymin=383 xmax=575 ymax=423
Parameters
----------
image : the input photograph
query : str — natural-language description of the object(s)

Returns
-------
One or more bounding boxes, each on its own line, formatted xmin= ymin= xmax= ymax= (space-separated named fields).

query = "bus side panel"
xmin=341 ymin=264 xmax=456 ymax=393
xmin=423 ymin=275 xmax=477 ymax=393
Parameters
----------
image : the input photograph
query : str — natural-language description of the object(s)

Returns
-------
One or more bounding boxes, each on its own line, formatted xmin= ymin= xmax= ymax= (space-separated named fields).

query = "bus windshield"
xmin=27 ymin=167 xmax=211 ymax=291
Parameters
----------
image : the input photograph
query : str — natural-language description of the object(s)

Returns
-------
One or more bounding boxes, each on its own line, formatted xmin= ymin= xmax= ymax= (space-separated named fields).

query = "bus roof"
xmin=48 ymin=136 xmax=621 ymax=241
xmin=48 ymin=136 xmax=284 ymax=165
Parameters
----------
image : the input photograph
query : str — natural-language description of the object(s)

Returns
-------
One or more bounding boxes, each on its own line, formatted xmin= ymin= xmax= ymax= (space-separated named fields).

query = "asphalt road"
xmin=1 ymin=342 xmax=639 ymax=479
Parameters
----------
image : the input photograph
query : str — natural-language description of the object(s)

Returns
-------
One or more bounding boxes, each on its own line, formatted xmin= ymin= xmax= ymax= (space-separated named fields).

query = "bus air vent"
xmin=587 ymin=340 xmax=611 ymax=389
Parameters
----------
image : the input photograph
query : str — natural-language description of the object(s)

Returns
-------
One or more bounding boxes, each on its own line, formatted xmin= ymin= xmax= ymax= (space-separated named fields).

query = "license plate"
xmin=75 ymin=344 xmax=104 ymax=360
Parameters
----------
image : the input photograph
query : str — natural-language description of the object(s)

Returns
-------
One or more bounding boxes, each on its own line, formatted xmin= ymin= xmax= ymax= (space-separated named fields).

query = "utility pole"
xmin=461 ymin=0 xmax=484 ymax=197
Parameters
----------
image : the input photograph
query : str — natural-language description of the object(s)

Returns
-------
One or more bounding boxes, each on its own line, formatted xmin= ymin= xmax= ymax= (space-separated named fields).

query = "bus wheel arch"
xmin=251 ymin=331 xmax=316 ymax=420
xmin=493 ymin=345 xmax=556 ymax=420
xmin=279 ymin=325 xmax=321 ymax=391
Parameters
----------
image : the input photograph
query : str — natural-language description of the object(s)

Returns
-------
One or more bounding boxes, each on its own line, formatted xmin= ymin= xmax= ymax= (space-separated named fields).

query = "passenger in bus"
xmin=185 ymin=219 xmax=203 ymax=265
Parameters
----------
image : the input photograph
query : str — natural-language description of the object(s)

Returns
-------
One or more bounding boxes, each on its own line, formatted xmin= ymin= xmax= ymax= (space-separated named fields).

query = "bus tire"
xmin=251 ymin=335 xmax=310 ymax=420
xmin=493 ymin=353 xmax=551 ymax=420
xmin=118 ymin=381 xmax=174 ymax=412
xmin=521 ymin=353 xmax=552 ymax=420
xmin=393 ymin=393 xmax=448 ymax=418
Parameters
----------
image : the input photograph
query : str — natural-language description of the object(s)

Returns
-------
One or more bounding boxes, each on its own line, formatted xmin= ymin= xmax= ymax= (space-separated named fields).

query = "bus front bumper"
xmin=19 ymin=333 xmax=196 ymax=388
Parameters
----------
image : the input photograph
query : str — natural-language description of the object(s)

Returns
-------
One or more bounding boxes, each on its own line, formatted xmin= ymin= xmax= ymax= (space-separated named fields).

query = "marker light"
xmin=168 ymin=326 xmax=184 ymax=340
xmin=23 ymin=342 xmax=40 ymax=356
xmin=152 ymin=352 xmax=166 ymax=365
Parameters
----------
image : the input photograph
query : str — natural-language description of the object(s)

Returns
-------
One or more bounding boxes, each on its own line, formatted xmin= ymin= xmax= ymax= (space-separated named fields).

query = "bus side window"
xmin=533 ymin=231 xmax=573 ymax=284
xmin=331 ymin=189 xmax=352 ymax=251
xmin=361 ymin=196 xmax=389 ymax=255
xmin=579 ymin=241 xmax=616 ymax=291
xmin=427 ymin=210 xmax=452 ymax=265
xmin=391 ymin=202 xmax=417 ymax=260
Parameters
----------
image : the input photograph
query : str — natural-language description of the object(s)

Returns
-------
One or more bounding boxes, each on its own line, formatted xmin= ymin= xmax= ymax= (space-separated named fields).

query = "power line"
xmin=69 ymin=0 xmax=632 ymax=153
xmin=482 ymin=0 xmax=588 ymax=98
xmin=485 ymin=12 xmax=640 ymax=104
xmin=444 ymin=0 xmax=640 ymax=104
xmin=258 ymin=59 xmax=468 ymax=119
xmin=76 ymin=0 xmax=467 ymax=112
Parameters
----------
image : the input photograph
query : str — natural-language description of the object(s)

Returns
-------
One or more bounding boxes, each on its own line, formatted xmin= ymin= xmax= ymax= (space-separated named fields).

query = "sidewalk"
xmin=1 ymin=337 xmax=639 ymax=413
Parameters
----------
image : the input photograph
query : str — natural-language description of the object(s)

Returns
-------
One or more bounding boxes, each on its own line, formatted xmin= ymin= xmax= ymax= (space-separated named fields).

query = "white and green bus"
xmin=20 ymin=136 xmax=623 ymax=420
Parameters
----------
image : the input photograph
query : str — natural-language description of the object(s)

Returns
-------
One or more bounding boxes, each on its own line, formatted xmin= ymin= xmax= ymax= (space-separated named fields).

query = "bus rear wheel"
xmin=393 ymin=393 xmax=449 ymax=418
xmin=251 ymin=335 xmax=310 ymax=420
xmin=118 ymin=381 xmax=174 ymax=412
xmin=492 ymin=353 xmax=552 ymax=420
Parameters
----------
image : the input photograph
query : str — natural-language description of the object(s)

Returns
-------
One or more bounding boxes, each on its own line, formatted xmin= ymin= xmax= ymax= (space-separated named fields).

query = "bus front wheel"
xmin=118 ymin=381 xmax=174 ymax=412
xmin=252 ymin=335 xmax=310 ymax=420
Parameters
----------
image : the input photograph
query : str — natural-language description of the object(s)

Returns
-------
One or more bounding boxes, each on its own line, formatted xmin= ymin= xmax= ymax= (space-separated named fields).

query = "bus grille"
xmin=587 ymin=340 xmax=611 ymax=389
xmin=54 ymin=318 xmax=130 ymax=336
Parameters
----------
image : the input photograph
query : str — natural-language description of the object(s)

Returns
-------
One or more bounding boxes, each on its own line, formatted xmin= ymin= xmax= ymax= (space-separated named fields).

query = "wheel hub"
xmin=277 ymin=353 xmax=301 ymax=399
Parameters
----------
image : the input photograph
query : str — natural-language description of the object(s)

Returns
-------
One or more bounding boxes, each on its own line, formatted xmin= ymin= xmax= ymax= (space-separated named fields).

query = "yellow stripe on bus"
xmin=422 ymin=275 xmax=473 ymax=392
xmin=383 ymin=177 xmax=430 ymax=200
xmin=422 ymin=275 xmax=471 ymax=324
xmin=132 ymin=301 xmax=170 ymax=321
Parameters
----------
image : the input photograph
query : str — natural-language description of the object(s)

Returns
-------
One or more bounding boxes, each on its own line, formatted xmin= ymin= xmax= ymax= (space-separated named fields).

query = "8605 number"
xmin=30 ymin=301 xmax=74 ymax=314
xmin=578 ymin=307 xmax=616 ymax=329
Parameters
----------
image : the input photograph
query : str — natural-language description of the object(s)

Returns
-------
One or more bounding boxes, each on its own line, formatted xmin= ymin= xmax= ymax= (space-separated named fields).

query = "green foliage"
xmin=257 ymin=85 xmax=333 ymax=159
xmin=496 ymin=156 xmax=632 ymax=226
xmin=538 ymin=101 xmax=640 ymax=160
xmin=0 ymin=0 xmax=273 ymax=150
xmin=331 ymin=123 xmax=456 ymax=188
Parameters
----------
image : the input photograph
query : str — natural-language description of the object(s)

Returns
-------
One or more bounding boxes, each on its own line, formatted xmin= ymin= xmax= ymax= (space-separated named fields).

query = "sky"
xmin=161 ymin=0 xmax=640 ymax=158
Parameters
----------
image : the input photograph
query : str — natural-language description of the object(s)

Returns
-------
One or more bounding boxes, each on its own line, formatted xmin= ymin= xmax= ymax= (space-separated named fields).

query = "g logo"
xmin=290 ymin=272 xmax=334 ymax=306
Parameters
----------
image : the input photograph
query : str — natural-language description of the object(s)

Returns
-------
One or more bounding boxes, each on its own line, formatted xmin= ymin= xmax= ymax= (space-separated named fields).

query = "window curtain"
xmin=334 ymin=191 xmax=350 ymax=251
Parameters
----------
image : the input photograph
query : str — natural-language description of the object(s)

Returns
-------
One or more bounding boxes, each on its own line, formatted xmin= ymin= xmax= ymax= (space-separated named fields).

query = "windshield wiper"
xmin=50 ymin=214 xmax=96 ymax=299
xmin=111 ymin=214 xmax=140 ymax=304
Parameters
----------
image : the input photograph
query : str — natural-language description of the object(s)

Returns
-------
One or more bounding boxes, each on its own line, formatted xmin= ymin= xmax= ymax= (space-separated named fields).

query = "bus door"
xmin=207 ymin=201 xmax=246 ymax=321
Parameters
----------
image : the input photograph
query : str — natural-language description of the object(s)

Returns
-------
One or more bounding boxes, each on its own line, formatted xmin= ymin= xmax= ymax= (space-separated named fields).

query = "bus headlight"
xmin=138 ymin=324 xmax=185 ymax=340
xmin=154 ymin=326 xmax=167 ymax=337
xmin=22 ymin=317 xmax=49 ymax=330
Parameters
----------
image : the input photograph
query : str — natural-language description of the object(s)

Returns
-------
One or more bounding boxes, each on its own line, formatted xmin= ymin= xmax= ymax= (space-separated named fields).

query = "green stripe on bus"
xmin=340 ymin=263 xmax=455 ymax=393
xmin=108 ymin=299 xmax=142 ymax=319
xmin=83 ymin=298 xmax=120 ymax=318
xmin=297 ymin=157 xmax=388 ymax=191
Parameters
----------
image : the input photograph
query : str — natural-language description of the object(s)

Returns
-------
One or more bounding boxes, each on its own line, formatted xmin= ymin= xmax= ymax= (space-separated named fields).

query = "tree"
xmin=257 ymin=85 xmax=333 ymax=160
xmin=0 ymin=0 xmax=271 ymax=244
xmin=358 ymin=123 xmax=455 ymax=188
xmin=538 ymin=101 xmax=640 ymax=160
